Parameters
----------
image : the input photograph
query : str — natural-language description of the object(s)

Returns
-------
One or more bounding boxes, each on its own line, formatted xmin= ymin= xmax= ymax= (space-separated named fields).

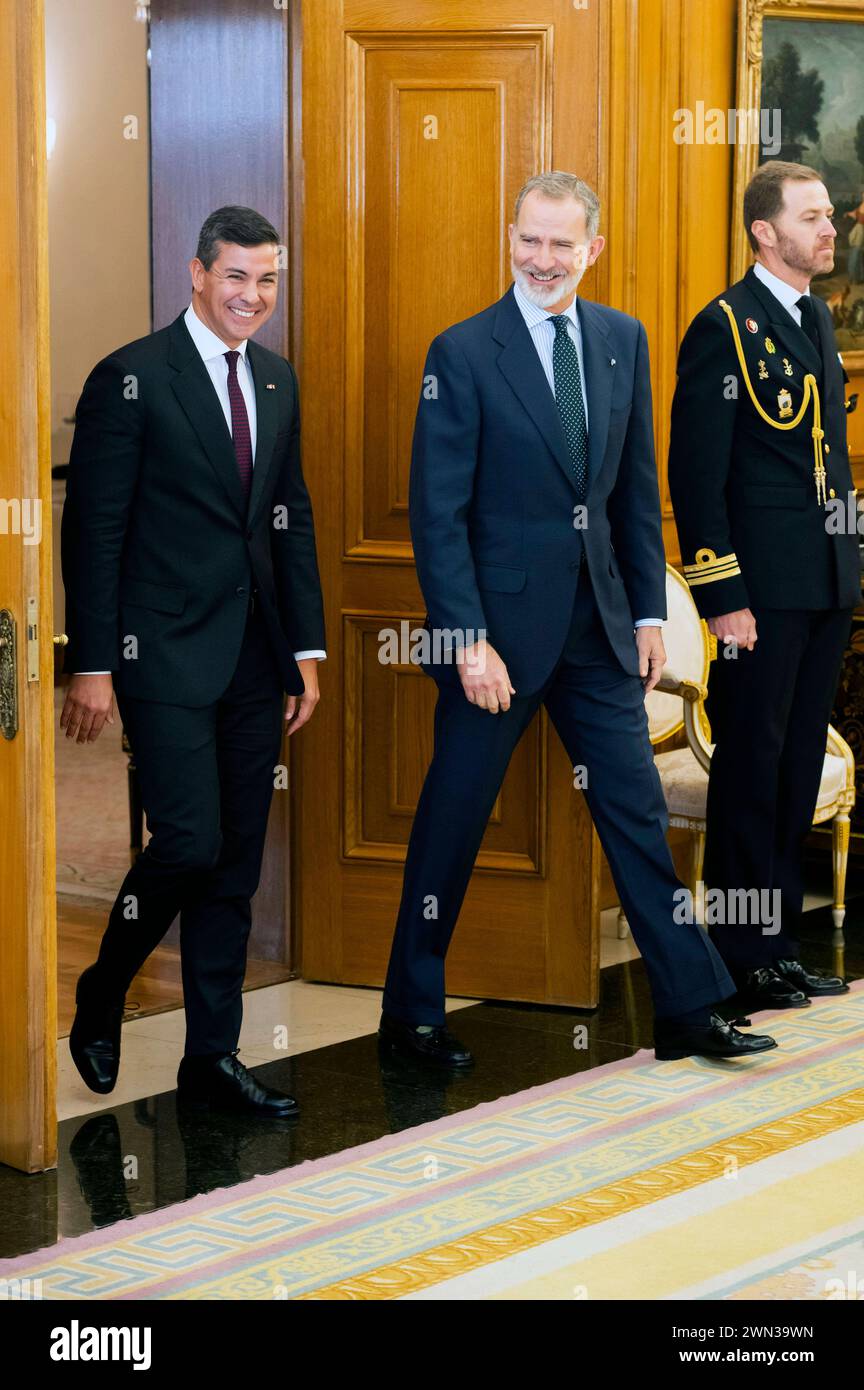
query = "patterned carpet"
xmin=2 ymin=985 xmax=862 ymax=1300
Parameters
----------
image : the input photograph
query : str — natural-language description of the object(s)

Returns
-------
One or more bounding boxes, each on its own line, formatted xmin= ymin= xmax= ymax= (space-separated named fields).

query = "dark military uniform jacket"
xmin=668 ymin=264 xmax=859 ymax=618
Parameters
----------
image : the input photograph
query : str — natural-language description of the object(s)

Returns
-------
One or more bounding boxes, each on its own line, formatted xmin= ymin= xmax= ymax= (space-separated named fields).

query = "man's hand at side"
xmin=457 ymin=639 xmax=516 ymax=713
xmin=706 ymin=608 xmax=757 ymax=651
xmin=285 ymin=657 xmax=321 ymax=735
xmin=60 ymin=674 xmax=116 ymax=744
xmin=636 ymin=625 xmax=666 ymax=693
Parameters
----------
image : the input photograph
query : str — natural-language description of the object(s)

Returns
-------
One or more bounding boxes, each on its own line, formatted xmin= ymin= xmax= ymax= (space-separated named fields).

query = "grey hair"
xmin=513 ymin=172 xmax=601 ymax=240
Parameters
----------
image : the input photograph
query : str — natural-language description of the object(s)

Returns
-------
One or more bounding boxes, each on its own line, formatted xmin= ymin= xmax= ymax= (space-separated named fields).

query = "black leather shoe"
xmin=733 ymin=965 xmax=810 ymax=1011
xmin=654 ymin=1012 xmax=777 ymax=1061
xmin=69 ymin=965 xmax=126 ymax=1094
xmin=176 ymin=1050 xmax=299 ymax=1117
xmin=379 ymin=1012 xmax=474 ymax=1066
xmin=774 ymin=957 xmax=849 ymax=997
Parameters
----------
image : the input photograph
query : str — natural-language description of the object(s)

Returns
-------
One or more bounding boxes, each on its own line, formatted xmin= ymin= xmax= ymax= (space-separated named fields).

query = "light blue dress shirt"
xmin=511 ymin=279 xmax=662 ymax=629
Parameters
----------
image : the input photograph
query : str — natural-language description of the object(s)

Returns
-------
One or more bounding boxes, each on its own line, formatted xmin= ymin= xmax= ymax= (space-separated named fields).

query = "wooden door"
xmin=295 ymin=0 xmax=606 ymax=1005
xmin=0 ymin=0 xmax=57 ymax=1172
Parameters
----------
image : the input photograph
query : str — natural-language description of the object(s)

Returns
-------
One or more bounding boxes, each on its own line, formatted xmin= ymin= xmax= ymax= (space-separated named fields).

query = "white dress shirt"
xmin=183 ymin=302 xmax=258 ymax=455
xmin=512 ymin=279 xmax=661 ymax=629
xmin=512 ymin=278 xmax=590 ymax=425
xmin=752 ymin=260 xmax=808 ymax=325
xmin=74 ymin=301 xmax=325 ymax=670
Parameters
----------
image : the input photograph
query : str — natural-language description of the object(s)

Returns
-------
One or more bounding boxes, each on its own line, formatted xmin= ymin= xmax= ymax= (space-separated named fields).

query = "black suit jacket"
xmin=668 ymin=265 xmax=860 ymax=617
xmin=410 ymin=284 xmax=667 ymax=694
xmin=61 ymin=312 xmax=325 ymax=705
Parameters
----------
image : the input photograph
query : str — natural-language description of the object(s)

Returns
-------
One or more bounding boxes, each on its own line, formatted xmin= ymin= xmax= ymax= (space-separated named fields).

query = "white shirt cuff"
xmin=634 ymin=620 xmax=663 ymax=628
xmin=294 ymin=650 xmax=326 ymax=661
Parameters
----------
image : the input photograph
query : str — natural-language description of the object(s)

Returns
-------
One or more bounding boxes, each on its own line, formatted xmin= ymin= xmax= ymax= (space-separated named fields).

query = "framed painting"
xmin=732 ymin=0 xmax=864 ymax=368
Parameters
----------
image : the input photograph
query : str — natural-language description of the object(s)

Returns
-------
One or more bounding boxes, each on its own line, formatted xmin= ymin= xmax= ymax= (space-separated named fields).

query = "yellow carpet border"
xmin=296 ymin=1087 xmax=864 ymax=1300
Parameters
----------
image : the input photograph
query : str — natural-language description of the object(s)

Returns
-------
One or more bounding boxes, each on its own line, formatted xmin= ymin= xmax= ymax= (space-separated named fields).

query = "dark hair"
xmin=196 ymin=206 xmax=281 ymax=269
xmin=743 ymin=160 xmax=822 ymax=253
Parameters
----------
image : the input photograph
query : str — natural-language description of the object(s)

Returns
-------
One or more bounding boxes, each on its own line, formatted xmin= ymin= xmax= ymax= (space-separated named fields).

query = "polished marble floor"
xmin=1 ymin=869 xmax=862 ymax=1264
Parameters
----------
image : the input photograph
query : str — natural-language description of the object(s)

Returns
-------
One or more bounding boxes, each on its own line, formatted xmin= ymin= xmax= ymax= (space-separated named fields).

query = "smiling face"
xmin=508 ymin=190 xmax=605 ymax=312
xmin=189 ymin=241 xmax=279 ymax=346
xmin=752 ymin=179 xmax=836 ymax=285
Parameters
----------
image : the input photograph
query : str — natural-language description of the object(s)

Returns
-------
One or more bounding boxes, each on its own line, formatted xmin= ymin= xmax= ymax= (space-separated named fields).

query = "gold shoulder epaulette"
xmin=683 ymin=547 xmax=742 ymax=587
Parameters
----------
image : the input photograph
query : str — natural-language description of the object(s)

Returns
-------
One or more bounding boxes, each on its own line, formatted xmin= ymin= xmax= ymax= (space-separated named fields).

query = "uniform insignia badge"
xmin=757 ymin=359 xmax=768 ymax=379
xmin=746 ymin=318 xmax=758 ymax=333
xmin=782 ymin=357 xmax=793 ymax=376
xmin=717 ymin=298 xmax=826 ymax=505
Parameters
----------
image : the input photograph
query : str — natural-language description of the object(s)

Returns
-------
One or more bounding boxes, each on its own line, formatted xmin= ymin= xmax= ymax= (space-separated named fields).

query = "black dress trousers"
xmin=92 ymin=596 xmax=285 ymax=1056
xmin=704 ymin=604 xmax=853 ymax=971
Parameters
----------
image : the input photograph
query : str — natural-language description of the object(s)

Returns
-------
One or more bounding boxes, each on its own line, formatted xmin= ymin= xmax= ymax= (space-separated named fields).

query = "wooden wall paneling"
xmin=148 ymin=0 xmax=292 ymax=963
xmin=294 ymin=0 xmax=348 ymax=986
xmin=673 ymin=0 xmax=737 ymax=547
xmin=149 ymin=0 xmax=290 ymax=353
xmin=606 ymin=0 xmax=737 ymax=565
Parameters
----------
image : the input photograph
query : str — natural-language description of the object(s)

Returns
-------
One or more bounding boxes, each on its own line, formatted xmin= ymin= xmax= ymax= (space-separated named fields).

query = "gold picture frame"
xmin=732 ymin=0 xmax=864 ymax=369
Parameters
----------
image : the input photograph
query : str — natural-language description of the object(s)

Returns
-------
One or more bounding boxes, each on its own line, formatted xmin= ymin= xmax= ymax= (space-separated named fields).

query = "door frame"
xmin=0 ymin=0 xmax=57 ymax=1174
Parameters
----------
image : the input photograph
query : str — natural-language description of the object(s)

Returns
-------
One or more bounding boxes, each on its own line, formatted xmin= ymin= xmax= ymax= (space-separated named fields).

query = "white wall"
xmin=45 ymin=0 xmax=151 ymax=467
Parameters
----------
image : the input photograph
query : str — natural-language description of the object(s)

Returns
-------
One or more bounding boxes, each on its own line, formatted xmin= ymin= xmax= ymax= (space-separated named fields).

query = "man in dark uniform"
xmin=668 ymin=161 xmax=858 ymax=1012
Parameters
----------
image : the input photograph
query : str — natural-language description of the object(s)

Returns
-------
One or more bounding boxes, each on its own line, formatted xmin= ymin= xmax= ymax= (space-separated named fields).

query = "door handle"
xmin=0 ymin=609 xmax=18 ymax=739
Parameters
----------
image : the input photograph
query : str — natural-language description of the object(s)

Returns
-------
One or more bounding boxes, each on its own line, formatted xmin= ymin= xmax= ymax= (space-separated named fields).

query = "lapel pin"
xmin=609 ymin=358 xmax=616 ymax=367
xmin=777 ymin=387 xmax=793 ymax=419
xmin=746 ymin=317 xmax=758 ymax=333
xmin=758 ymin=359 xmax=768 ymax=379
xmin=782 ymin=357 xmax=793 ymax=376
xmin=764 ymin=336 xmax=776 ymax=354
xmin=266 ymin=383 xmax=276 ymax=390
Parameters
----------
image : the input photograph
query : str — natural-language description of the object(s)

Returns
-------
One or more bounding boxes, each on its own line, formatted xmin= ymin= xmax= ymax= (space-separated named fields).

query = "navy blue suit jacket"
xmin=409 ymin=283 xmax=667 ymax=694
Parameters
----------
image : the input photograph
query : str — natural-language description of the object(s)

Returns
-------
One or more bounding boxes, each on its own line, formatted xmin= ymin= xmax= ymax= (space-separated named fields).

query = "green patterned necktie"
xmin=550 ymin=314 xmax=588 ymax=500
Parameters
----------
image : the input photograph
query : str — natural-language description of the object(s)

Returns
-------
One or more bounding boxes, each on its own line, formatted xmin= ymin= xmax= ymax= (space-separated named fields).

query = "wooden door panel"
xmin=298 ymin=0 xmax=602 ymax=1006
xmin=341 ymin=866 xmax=551 ymax=999
xmin=344 ymin=615 xmax=545 ymax=869
xmin=349 ymin=33 xmax=550 ymax=556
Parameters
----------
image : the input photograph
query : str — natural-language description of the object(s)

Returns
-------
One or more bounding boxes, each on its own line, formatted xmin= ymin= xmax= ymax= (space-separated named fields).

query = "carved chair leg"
xmin=691 ymin=827 xmax=706 ymax=924
xmin=832 ymin=811 xmax=850 ymax=933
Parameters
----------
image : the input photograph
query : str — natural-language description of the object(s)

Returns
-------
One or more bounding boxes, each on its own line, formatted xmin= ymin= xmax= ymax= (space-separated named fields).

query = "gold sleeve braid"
xmin=683 ymin=548 xmax=741 ymax=586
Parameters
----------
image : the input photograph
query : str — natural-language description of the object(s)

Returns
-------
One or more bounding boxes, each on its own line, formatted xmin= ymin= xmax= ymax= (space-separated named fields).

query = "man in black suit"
xmin=668 ymin=161 xmax=857 ymax=1012
xmin=379 ymin=172 xmax=777 ymax=1065
xmin=62 ymin=206 xmax=326 ymax=1115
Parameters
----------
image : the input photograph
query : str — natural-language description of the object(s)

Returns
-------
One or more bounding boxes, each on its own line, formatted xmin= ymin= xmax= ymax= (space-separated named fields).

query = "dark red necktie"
xmin=224 ymin=350 xmax=253 ymax=497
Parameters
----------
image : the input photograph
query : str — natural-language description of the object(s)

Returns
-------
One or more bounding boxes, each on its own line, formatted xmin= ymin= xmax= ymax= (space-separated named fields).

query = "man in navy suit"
xmin=379 ymin=171 xmax=777 ymax=1065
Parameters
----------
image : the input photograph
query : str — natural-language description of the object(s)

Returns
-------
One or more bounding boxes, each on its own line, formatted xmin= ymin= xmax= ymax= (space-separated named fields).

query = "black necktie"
xmin=796 ymin=295 xmax=822 ymax=358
